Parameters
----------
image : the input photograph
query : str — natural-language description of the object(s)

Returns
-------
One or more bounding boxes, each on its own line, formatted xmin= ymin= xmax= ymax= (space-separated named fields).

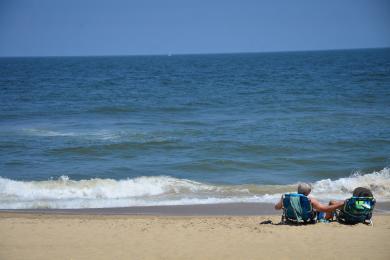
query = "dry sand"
xmin=1 ymin=213 xmax=389 ymax=260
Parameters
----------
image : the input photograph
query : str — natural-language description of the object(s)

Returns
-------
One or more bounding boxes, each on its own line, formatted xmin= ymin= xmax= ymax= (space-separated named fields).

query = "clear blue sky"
xmin=0 ymin=0 xmax=389 ymax=57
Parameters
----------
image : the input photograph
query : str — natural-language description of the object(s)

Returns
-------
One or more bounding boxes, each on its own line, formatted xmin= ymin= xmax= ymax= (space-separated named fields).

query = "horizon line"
xmin=0 ymin=46 xmax=389 ymax=59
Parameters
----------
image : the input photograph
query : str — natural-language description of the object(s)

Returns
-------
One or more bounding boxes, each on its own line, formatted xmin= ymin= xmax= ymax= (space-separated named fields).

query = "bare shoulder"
xmin=308 ymin=196 xmax=319 ymax=204
xmin=307 ymin=196 xmax=324 ymax=209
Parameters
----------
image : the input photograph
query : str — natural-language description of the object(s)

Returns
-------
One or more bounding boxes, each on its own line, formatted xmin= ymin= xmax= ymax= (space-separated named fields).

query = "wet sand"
xmin=1 ymin=201 xmax=389 ymax=216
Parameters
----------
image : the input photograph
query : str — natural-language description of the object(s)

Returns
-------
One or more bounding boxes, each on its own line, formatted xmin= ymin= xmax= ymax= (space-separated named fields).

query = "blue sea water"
xmin=0 ymin=48 xmax=389 ymax=208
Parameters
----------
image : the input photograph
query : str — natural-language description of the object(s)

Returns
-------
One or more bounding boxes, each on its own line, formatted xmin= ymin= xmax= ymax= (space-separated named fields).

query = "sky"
xmin=0 ymin=0 xmax=389 ymax=57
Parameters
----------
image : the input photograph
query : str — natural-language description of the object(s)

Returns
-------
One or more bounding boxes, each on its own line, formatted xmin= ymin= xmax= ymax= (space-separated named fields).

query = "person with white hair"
xmin=274 ymin=183 xmax=344 ymax=213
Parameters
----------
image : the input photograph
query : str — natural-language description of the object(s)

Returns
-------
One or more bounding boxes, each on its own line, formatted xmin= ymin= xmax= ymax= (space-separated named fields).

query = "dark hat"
xmin=352 ymin=187 xmax=373 ymax=197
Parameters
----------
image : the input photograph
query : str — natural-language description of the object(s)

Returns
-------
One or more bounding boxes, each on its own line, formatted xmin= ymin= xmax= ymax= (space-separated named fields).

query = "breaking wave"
xmin=0 ymin=168 xmax=389 ymax=209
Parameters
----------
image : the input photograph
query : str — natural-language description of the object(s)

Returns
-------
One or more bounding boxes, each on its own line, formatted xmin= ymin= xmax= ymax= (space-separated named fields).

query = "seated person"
xmin=274 ymin=183 xmax=344 ymax=213
xmin=325 ymin=187 xmax=374 ymax=220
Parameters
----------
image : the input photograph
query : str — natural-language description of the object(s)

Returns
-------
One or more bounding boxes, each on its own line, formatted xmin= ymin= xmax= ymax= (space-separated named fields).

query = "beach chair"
xmin=336 ymin=197 xmax=375 ymax=225
xmin=281 ymin=193 xmax=316 ymax=224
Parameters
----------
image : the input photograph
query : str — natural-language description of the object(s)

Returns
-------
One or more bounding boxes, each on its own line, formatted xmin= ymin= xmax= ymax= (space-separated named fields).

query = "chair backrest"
xmin=339 ymin=197 xmax=375 ymax=224
xmin=282 ymin=193 xmax=314 ymax=223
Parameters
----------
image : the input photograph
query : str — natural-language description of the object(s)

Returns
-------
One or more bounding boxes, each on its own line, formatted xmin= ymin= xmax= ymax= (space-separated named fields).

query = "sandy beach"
xmin=1 ymin=1 xmax=389 ymax=259
xmin=1 ymin=204 xmax=389 ymax=260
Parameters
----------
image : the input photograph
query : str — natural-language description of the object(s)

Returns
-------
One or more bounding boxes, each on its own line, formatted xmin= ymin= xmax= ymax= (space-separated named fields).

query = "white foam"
xmin=22 ymin=128 xmax=121 ymax=140
xmin=311 ymin=168 xmax=390 ymax=201
xmin=21 ymin=128 xmax=177 ymax=143
xmin=0 ymin=175 xmax=216 ymax=200
xmin=0 ymin=168 xmax=389 ymax=209
xmin=23 ymin=128 xmax=76 ymax=137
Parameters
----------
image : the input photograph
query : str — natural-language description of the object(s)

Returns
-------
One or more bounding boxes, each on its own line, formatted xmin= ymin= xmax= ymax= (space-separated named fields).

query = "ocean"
xmin=0 ymin=48 xmax=389 ymax=209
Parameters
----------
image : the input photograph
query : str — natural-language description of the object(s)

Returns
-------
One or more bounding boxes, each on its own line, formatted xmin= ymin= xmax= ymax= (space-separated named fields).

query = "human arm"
xmin=274 ymin=196 xmax=283 ymax=210
xmin=310 ymin=198 xmax=344 ymax=213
